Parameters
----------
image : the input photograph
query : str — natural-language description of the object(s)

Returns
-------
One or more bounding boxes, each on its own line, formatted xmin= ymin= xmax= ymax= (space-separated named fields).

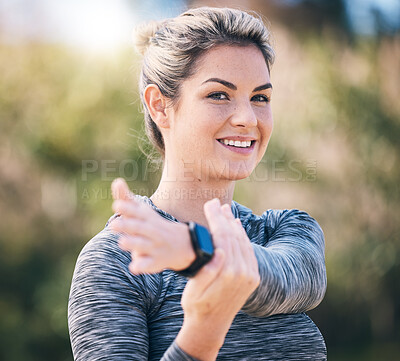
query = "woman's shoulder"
xmin=77 ymin=216 xmax=126 ymax=267
xmin=72 ymin=214 xmax=164 ymax=297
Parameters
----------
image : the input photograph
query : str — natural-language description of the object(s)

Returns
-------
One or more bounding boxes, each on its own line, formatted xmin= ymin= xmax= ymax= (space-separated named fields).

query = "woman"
xmin=68 ymin=7 xmax=327 ymax=361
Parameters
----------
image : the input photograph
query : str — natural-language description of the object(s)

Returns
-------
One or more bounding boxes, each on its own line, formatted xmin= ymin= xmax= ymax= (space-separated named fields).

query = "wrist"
xmin=171 ymin=222 xmax=196 ymax=271
xmin=176 ymin=317 xmax=227 ymax=361
xmin=176 ymin=222 xmax=215 ymax=277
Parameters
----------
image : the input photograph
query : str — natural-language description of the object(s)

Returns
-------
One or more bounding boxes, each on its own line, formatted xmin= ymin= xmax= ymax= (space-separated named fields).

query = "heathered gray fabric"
xmin=68 ymin=196 xmax=327 ymax=360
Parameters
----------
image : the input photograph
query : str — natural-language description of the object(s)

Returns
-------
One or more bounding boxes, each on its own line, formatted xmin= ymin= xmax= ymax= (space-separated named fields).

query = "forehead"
xmin=190 ymin=44 xmax=271 ymax=86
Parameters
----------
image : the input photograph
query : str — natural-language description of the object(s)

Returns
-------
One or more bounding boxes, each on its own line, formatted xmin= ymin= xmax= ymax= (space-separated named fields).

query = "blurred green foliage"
xmin=1 ymin=19 xmax=399 ymax=361
xmin=0 ymin=44 xmax=150 ymax=360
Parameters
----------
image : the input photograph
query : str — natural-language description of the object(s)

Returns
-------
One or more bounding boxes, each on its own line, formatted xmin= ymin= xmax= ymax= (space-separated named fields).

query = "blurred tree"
xmin=190 ymin=0 xmax=349 ymax=34
xmin=0 ymin=42 xmax=151 ymax=360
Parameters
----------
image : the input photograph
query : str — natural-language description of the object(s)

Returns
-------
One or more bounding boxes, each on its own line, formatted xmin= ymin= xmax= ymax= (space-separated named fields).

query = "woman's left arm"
xmin=241 ymin=209 xmax=327 ymax=317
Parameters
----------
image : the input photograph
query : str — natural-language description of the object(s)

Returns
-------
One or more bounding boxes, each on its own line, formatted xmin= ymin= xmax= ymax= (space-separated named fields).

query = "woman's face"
xmin=164 ymin=44 xmax=273 ymax=182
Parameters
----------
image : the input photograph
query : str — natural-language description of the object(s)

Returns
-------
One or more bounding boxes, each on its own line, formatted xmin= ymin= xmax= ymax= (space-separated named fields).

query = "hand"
xmin=109 ymin=178 xmax=195 ymax=274
xmin=182 ymin=198 xmax=259 ymax=320
xmin=176 ymin=198 xmax=260 ymax=360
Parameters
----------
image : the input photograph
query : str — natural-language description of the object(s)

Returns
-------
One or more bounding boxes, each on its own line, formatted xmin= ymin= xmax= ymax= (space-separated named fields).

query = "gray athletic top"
xmin=68 ymin=196 xmax=327 ymax=360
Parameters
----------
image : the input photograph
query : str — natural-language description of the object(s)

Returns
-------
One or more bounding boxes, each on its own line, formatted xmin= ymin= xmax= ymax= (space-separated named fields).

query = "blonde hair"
xmin=134 ymin=7 xmax=275 ymax=157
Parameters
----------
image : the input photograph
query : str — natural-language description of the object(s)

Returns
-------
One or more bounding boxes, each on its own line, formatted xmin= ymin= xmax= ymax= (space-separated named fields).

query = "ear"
xmin=143 ymin=84 xmax=170 ymax=129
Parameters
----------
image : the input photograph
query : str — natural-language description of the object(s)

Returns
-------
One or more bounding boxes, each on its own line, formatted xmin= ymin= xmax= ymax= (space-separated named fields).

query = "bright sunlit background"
xmin=0 ymin=0 xmax=399 ymax=360
xmin=0 ymin=0 xmax=187 ymax=53
xmin=2 ymin=0 xmax=399 ymax=49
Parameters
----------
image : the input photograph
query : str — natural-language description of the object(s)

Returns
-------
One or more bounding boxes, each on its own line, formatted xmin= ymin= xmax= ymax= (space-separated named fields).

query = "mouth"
xmin=216 ymin=138 xmax=256 ymax=154
xmin=217 ymin=139 xmax=255 ymax=148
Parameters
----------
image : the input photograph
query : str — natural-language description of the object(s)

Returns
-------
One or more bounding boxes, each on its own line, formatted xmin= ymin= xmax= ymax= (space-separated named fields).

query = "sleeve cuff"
xmin=162 ymin=340 xmax=202 ymax=361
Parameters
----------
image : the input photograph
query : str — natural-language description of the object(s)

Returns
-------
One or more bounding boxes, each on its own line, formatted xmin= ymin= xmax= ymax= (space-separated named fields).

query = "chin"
xmin=221 ymin=165 xmax=255 ymax=181
xmin=200 ymin=159 xmax=257 ymax=181
xmin=230 ymin=172 xmax=252 ymax=181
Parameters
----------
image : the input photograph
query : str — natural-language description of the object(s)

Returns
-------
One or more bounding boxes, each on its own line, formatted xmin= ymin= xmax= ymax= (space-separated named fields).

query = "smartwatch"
xmin=176 ymin=221 xmax=214 ymax=278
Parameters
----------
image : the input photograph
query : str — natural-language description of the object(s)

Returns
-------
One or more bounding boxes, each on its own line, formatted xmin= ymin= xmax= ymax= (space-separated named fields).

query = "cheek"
xmin=198 ymin=105 xmax=230 ymax=129
xmin=266 ymin=117 xmax=274 ymax=137
xmin=189 ymin=106 xmax=229 ymax=135
xmin=258 ymin=108 xmax=274 ymax=140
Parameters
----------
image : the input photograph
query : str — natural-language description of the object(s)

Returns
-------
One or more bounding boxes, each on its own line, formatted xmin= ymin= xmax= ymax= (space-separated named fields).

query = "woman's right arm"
xmin=68 ymin=230 xmax=151 ymax=360
xmin=68 ymin=230 xmax=204 ymax=361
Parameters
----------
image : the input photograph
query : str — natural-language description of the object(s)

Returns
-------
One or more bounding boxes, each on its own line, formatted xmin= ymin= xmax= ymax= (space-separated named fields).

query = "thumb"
xmin=111 ymin=178 xmax=135 ymax=201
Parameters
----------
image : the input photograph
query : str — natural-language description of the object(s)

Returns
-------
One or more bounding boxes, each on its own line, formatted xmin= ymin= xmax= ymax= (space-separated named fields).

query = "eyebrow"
xmin=202 ymin=78 xmax=237 ymax=90
xmin=253 ymin=83 xmax=273 ymax=92
xmin=202 ymin=78 xmax=273 ymax=92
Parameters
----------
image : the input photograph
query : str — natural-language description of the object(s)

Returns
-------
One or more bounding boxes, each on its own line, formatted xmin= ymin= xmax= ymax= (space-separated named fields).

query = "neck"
xmin=150 ymin=171 xmax=235 ymax=227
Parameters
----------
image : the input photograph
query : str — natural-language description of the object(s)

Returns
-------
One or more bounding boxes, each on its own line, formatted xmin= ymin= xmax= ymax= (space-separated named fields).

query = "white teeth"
xmin=219 ymin=139 xmax=253 ymax=148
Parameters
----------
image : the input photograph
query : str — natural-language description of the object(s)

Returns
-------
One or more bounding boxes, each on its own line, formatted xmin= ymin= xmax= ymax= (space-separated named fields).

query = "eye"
xmin=251 ymin=94 xmax=270 ymax=103
xmin=207 ymin=92 xmax=229 ymax=101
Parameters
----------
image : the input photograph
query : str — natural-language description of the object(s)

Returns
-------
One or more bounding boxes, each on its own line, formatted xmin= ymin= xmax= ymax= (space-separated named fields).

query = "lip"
xmin=217 ymin=135 xmax=257 ymax=141
xmin=216 ymin=139 xmax=256 ymax=155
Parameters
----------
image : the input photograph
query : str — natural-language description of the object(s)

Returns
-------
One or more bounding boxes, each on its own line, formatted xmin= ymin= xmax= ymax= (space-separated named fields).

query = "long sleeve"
xmin=241 ymin=208 xmax=327 ymax=317
xmin=68 ymin=229 xmax=199 ymax=361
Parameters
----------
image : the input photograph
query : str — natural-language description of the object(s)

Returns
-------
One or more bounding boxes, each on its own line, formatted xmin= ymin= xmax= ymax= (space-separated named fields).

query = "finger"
xmin=185 ymin=248 xmax=225 ymax=295
xmin=204 ymin=198 xmax=230 ymax=237
xmin=221 ymin=203 xmax=235 ymax=221
xmin=233 ymin=218 xmax=247 ymax=244
xmin=233 ymin=218 xmax=253 ymax=253
xmin=111 ymin=217 xmax=159 ymax=239
xmin=128 ymin=256 xmax=156 ymax=274
xmin=232 ymin=218 xmax=259 ymax=274
xmin=111 ymin=178 xmax=135 ymax=201
xmin=196 ymin=246 xmax=255 ymax=300
xmin=112 ymin=199 xmax=151 ymax=221
xmin=204 ymin=199 xmax=236 ymax=261
xmin=118 ymin=235 xmax=152 ymax=254
xmin=231 ymin=218 xmax=251 ymax=256
xmin=221 ymin=205 xmax=240 ymax=258
xmin=108 ymin=216 xmax=127 ymax=235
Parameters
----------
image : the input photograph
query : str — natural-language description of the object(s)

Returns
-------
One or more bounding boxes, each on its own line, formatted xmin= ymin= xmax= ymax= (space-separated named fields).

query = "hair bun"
xmin=134 ymin=20 xmax=166 ymax=55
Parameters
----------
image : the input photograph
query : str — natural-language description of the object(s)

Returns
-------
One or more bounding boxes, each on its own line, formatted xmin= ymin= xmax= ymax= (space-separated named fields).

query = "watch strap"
xmin=176 ymin=222 xmax=214 ymax=278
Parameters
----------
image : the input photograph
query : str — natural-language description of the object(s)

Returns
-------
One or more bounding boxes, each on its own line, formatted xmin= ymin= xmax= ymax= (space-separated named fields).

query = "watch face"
xmin=196 ymin=225 xmax=214 ymax=255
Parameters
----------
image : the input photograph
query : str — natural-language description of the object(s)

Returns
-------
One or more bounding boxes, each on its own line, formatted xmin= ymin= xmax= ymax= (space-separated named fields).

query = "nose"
xmin=230 ymin=100 xmax=257 ymax=128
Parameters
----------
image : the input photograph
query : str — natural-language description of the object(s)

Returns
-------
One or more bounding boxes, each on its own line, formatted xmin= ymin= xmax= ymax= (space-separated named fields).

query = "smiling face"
xmin=163 ymin=44 xmax=274 ymax=182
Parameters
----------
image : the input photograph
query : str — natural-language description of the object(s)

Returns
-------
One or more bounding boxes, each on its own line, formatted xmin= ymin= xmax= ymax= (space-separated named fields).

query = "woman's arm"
xmin=68 ymin=231 xmax=150 ymax=360
xmin=68 ymin=230 xmax=202 ymax=361
xmin=241 ymin=209 xmax=327 ymax=317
